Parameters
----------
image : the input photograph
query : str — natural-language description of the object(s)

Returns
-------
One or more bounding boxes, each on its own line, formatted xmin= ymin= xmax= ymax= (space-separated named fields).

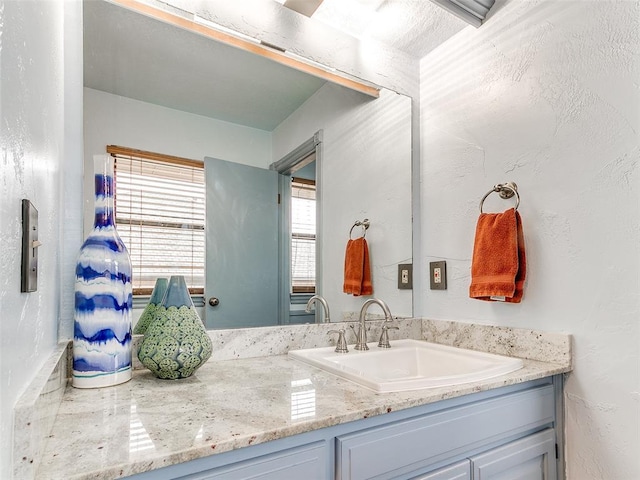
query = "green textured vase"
xmin=137 ymin=275 xmax=212 ymax=379
xmin=133 ymin=277 xmax=168 ymax=335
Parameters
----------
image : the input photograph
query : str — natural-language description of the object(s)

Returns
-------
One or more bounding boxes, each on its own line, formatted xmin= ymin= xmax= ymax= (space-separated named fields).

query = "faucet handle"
xmin=377 ymin=324 xmax=399 ymax=349
xmin=348 ymin=323 xmax=360 ymax=338
xmin=328 ymin=329 xmax=349 ymax=353
xmin=348 ymin=323 xmax=369 ymax=350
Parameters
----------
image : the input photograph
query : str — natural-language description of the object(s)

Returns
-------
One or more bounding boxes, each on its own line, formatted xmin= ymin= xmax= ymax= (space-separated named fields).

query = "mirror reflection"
xmin=82 ymin=0 xmax=413 ymax=328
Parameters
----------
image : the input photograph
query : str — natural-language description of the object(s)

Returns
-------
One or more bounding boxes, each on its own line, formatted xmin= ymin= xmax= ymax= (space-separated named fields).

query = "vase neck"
xmin=93 ymin=155 xmax=115 ymax=228
xmin=162 ymin=276 xmax=195 ymax=308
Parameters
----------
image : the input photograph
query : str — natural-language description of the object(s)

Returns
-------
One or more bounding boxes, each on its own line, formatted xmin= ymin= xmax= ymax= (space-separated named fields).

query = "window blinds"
xmin=110 ymin=147 xmax=205 ymax=295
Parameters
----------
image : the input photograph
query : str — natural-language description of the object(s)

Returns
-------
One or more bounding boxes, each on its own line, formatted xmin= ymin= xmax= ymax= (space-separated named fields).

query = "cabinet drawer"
xmin=410 ymin=460 xmax=470 ymax=480
xmin=178 ymin=441 xmax=328 ymax=480
xmin=337 ymin=385 xmax=554 ymax=480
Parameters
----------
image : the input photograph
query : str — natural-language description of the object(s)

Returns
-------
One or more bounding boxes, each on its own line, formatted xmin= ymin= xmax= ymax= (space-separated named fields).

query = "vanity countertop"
xmin=35 ymin=349 xmax=570 ymax=479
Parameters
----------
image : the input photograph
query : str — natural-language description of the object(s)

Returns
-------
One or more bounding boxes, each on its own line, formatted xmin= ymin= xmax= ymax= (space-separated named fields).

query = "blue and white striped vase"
xmin=73 ymin=155 xmax=133 ymax=388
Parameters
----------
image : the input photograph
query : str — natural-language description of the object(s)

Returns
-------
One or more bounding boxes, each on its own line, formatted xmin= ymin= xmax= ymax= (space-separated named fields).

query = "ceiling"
xmin=313 ymin=0 xmax=468 ymax=59
xmin=83 ymin=0 xmax=327 ymax=131
xmin=83 ymin=0 xmax=469 ymax=131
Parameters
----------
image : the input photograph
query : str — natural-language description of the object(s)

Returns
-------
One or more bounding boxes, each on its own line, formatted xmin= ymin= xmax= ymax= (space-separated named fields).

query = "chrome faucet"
xmin=352 ymin=298 xmax=393 ymax=351
xmin=305 ymin=295 xmax=331 ymax=323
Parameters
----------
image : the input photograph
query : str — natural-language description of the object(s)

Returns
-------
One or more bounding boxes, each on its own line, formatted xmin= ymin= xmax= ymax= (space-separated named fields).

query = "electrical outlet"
xmin=398 ymin=264 xmax=413 ymax=290
xmin=429 ymin=261 xmax=447 ymax=290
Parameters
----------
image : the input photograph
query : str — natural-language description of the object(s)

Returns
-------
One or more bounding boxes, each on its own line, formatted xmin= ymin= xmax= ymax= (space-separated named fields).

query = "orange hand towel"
xmin=343 ymin=237 xmax=373 ymax=296
xmin=469 ymin=208 xmax=526 ymax=303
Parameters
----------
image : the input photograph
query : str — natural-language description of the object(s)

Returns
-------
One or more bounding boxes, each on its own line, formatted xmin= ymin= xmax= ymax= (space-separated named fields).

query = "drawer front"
xmin=337 ymin=385 xmax=555 ymax=480
xmin=410 ymin=460 xmax=471 ymax=480
xmin=181 ymin=441 xmax=328 ymax=480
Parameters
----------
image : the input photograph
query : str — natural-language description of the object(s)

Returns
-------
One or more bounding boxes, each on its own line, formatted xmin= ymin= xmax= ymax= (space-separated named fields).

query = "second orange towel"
xmin=343 ymin=237 xmax=373 ymax=296
xmin=469 ymin=207 xmax=526 ymax=303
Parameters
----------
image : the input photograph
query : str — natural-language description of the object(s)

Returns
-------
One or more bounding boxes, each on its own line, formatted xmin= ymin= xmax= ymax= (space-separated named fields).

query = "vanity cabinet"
xmin=126 ymin=376 xmax=563 ymax=480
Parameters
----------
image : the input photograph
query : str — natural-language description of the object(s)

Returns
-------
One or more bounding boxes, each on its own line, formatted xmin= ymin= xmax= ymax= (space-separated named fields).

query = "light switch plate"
xmin=429 ymin=261 xmax=447 ymax=290
xmin=21 ymin=199 xmax=39 ymax=292
xmin=398 ymin=264 xmax=413 ymax=289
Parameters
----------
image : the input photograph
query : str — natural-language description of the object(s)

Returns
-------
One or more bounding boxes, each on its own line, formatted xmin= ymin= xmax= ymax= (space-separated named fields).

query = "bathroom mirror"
xmin=82 ymin=0 xmax=413 ymax=327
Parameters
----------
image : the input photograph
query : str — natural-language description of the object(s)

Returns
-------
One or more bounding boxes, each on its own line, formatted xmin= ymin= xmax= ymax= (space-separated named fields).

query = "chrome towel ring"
xmin=479 ymin=182 xmax=520 ymax=213
xmin=349 ymin=219 xmax=370 ymax=239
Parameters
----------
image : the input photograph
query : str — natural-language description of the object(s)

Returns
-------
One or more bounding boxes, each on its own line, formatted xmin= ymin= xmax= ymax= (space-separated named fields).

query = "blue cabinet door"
xmin=470 ymin=429 xmax=557 ymax=480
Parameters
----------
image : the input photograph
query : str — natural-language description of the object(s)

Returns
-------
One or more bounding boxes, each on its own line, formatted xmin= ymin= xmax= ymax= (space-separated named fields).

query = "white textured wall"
xmin=273 ymin=85 xmax=413 ymax=319
xmin=0 ymin=1 xmax=83 ymax=477
xmin=419 ymin=1 xmax=639 ymax=478
xmin=83 ymin=88 xmax=272 ymax=234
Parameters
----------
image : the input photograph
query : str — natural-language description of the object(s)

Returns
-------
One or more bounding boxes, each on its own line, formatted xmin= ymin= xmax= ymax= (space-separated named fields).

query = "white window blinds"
xmin=291 ymin=177 xmax=316 ymax=293
xmin=109 ymin=146 xmax=205 ymax=295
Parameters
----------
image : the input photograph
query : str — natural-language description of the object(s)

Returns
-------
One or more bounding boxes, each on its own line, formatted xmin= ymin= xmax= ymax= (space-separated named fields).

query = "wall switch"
xmin=429 ymin=261 xmax=447 ymax=290
xmin=398 ymin=263 xmax=413 ymax=290
xmin=21 ymin=199 xmax=40 ymax=292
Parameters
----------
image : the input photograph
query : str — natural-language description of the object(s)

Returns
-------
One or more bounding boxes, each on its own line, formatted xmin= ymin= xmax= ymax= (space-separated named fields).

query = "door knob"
xmin=208 ymin=297 xmax=220 ymax=307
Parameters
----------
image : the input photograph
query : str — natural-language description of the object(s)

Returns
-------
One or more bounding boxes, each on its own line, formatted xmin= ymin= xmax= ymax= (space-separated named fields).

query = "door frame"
xmin=270 ymin=130 xmax=323 ymax=324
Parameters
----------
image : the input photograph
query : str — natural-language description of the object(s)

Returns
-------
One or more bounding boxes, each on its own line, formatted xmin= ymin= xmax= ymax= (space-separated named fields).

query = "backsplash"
xmin=13 ymin=343 xmax=70 ymax=480
xmin=421 ymin=319 xmax=572 ymax=367
xmin=133 ymin=317 xmax=421 ymax=368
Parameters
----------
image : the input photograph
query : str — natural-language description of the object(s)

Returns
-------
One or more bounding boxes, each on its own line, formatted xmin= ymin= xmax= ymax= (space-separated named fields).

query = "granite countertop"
xmin=35 ymin=348 xmax=570 ymax=479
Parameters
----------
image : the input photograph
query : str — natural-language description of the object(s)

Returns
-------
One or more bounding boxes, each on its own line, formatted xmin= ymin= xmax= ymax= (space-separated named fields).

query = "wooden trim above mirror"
xmin=110 ymin=0 xmax=380 ymax=98
xmin=106 ymin=145 xmax=202 ymax=168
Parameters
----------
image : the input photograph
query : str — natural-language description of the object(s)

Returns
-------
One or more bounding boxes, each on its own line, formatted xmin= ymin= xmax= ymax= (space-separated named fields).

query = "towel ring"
xmin=479 ymin=182 xmax=520 ymax=213
xmin=349 ymin=219 xmax=370 ymax=239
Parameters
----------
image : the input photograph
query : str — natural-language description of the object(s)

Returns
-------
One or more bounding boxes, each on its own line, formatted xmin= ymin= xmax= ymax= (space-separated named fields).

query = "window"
xmin=108 ymin=146 xmax=205 ymax=295
xmin=291 ymin=177 xmax=316 ymax=293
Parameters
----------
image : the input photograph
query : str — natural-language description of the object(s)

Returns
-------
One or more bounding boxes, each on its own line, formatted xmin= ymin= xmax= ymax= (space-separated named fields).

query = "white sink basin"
xmin=288 ymin=339 xmax=524 ymax=393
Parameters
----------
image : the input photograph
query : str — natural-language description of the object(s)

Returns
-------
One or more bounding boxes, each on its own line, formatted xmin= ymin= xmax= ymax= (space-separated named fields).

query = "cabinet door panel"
xmin=179 ymin=441 xmax=327 ymax=480
xmin=411 ymin=460 xmax=471 ymax=480
xmin=471 ymin=429 xmax=556 ymax=480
